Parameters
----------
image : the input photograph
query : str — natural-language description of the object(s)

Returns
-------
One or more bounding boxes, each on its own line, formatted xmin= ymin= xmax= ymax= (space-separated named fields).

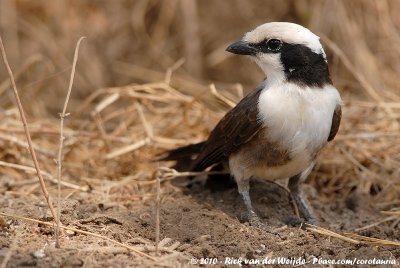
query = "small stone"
xmin=194 ymin=235 xmax=211 ymax=243
xmin=65 ymin=230 xmax=75 ymax=236
xmin=32 ymin=248 xmax=45 ymax=259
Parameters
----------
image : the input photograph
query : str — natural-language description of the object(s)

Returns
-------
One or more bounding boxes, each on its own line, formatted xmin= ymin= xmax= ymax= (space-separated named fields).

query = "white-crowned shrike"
xmin=160 ymin=22 xmax=342 ymax=232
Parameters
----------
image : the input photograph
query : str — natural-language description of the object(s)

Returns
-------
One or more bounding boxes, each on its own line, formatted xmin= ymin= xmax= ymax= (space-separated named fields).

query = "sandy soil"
xmin=1 ymin=2 xmax=399 ymax=267
xmin=1 ymin=175 xmax=399 ymax=267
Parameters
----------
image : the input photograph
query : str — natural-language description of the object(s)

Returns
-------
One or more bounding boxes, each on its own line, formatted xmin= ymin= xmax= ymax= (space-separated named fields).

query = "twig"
xmin=354 ymin=215 xmax=399 ymax=232
xmin=305 ymin=224 xmax=360 ymax=244
xmin=164 ymin=58 xmax=185 ymax=85
xmin=0 ymin=160 xmax=88 ymax=191
xmin=209 ymin=83 xmax=236 ymax=108
xmin=105 ymin=138 xmax=150 ymax=159
xmin=135 ymin=101 xmax=154 ymax=139
xmin=345 ymin=233 xmax=400 ymax=247
xmin=321 ymin=35 xmax=381 ymax=102
xmin=0 ymin=35 xmax=57 ymax=222
xmin=321 ymin=34 xmax=399 ymax=127
xmin=0 ymin=132 xmax=54 ymax=156
xmin=56 ymin=36 xmax=85 ymax=248
xmin=0 ymin=212 xmax=157 ymax=261
xmin=92 ymin=111 xmax=112 ymax=150
xmin=94 ymin=92 xmax=120 ymax=113
xmin=0 ymin=54 xmax=44 ymax=96
xmin=381 ymin=210 xmax=400 ymax=216
xmin=338 ymin=146 xmax=382 ymax=181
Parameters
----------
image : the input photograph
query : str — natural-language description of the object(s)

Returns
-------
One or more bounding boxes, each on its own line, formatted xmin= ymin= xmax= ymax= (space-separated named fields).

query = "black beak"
xmin=226 ymin=40 xmax=257 ymax=56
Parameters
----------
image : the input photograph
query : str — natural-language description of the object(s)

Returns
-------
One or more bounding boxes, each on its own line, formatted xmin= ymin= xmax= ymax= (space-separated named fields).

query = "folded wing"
xmin=328 ymin=104 xmax=341 ymax=142
xmin=191 ymin=84 xmax=265 ymax=171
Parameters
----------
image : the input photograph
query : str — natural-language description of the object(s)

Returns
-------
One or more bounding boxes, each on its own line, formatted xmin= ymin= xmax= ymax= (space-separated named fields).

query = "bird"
xmin=159 ymin=22 xmax=342 ymax=232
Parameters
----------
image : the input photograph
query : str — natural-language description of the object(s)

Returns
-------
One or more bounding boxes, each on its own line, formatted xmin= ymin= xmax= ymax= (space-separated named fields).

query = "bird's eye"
xmin=266 ymin=39 xmax=282 ymax=52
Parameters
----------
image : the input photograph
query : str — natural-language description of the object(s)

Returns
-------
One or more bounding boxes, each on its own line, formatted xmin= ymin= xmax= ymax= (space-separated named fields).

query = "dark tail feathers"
xmin=157 ymin=142 xmax=234 ymax=190
xmin=157 ymin=142 xmax=205 ymax=161
xmin=156 ymin=142 xmax=205 ymax=171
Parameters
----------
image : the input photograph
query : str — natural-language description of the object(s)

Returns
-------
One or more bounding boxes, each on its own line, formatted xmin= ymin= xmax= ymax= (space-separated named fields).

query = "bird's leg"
xmin=240 ymin=190 xmax=263 ymax=227
xmin=237 ymin=177 xmax=278 ymax=234
xmin=288 ymin=172 xmax=317 ymax=225
xmin=237 ymin=177 xmax=259 ymax=225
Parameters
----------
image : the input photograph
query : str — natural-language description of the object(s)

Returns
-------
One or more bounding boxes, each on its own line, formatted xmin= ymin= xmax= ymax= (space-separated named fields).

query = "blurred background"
xmin=0 ymin=0 xmax=399 ymax=205
xmin=1 ymin=0 xmax=400 ymax=114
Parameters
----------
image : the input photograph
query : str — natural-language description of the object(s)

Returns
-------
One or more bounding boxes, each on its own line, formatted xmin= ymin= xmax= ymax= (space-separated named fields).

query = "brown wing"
xmin=190 ymin=84 xmax=265 ymax=171
xmin=328 ymin=104 xmax=341 ymax=141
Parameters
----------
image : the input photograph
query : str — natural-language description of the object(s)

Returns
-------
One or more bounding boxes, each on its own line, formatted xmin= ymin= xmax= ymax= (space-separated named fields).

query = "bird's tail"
xmin=157 ymin=142 xmax=234 ymax=190
xmin=156 ymin=142 xmax=205 ymax=171
xmin=157 ymin=142 xmax=205 ymax=161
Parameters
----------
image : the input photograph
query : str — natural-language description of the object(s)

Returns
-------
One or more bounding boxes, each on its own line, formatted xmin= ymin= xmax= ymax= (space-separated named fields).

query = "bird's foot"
xmin=285 ymin=216 xmax=317 ymax=228
xmin=248 ymin=211 xmax=280 ymax=236
xmin=306 ymin=216 xmax=317 ymax=225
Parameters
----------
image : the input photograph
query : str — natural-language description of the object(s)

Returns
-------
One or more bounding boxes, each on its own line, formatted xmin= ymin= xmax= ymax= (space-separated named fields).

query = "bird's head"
xmin=226 ymin=22 xmax=330 ymax=86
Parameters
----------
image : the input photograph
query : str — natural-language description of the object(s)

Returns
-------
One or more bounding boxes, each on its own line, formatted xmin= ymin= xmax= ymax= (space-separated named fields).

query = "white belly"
xmin=250 ymin=152 xmax=311 ymax=180
xmin=258 ymin=82 xmax=341 ymax=158
xmin=229 ymin=82 xmax=341 ymax=188
xmin=229 ymin=143 xmax=311 ymax=182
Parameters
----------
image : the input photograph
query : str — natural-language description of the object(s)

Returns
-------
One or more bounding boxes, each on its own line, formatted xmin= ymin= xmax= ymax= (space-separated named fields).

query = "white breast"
xmin=257 ymin=82 xmax=341 ymax=158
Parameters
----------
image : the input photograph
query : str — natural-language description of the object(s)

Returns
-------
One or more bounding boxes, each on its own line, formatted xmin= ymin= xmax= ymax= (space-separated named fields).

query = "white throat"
xmin=254 ymin=53 xmax=286 ymax=84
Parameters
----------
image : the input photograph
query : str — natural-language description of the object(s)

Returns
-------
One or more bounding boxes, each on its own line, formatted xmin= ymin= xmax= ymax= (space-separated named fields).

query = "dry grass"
xmin=0 ymin=0 xmax=399 ymax=264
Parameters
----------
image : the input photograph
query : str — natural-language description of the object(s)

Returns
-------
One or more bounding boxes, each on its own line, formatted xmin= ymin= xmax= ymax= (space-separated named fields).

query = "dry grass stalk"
xmin=307 ymin=224 xmax=400 ymax=247
xmin=305 ymin=224 xmax=360 ymax=244
xmin=135 ymin=101 xmax=154 ymax=139
xmin=381 ymin=210 xmax=400 ymax=216
xmin=92 ymin=111 xmax=112 ymax=150
xmin=354 ymin=215 xmax=399 ymax=232
xmin=209 ymin=83 xmax=236 ymax=108
xmin=164 ymin=58 xmax=186 ymax=85
xmin=0 ymin=132 xmax=53 ymax=156
xmin=0 ymin=160 xmax=88 ymax=191
xmin=321 ymin=35 xmax=381 ymax=102
xmin=345 ymin=233 xmax=400 ymax=247
xmin=322 ymin=35 xmax=399 ymax=126
xmin=55 ymin=36 xmax=86 ymax=248
xmin=106 ymin=138 xmax=150 ymax=159
xmin=0 ymin=54 xmax=44 ymax=96
xmin=0 ymin=35 xmax=58 ymax=222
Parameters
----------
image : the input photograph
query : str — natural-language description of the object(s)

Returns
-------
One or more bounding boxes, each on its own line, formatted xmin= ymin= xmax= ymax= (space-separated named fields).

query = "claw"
xmin=248 ymin=211 xmax=281 ymax=237
xmin=285 ymin=216 xmax=317 ymax=229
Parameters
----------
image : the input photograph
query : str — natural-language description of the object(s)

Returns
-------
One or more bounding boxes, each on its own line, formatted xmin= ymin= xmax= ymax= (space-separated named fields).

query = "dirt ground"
xmin=1 ymin=175 xmax=398 ymax=267
xmin=1 ymin=2 xmax=400 ymax=266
